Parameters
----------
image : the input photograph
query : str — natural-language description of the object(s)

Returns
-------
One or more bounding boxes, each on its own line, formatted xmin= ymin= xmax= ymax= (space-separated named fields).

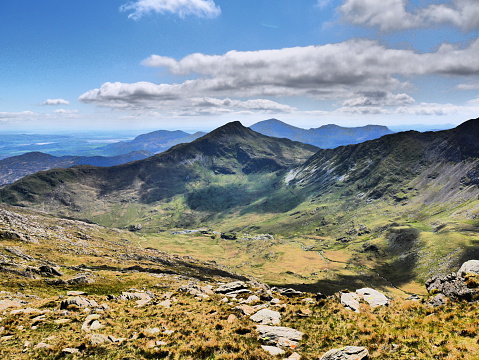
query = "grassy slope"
xmin=2 ymin=205 xmax=479 ymax=360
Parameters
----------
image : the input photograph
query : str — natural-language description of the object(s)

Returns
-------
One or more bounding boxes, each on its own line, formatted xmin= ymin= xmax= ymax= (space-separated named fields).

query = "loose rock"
xmin=457 ymin=260 xmax=479 ymax=277
xmin=250 ymin=308 xmax=281 ymax=325
xmin=214 ymin=281 xmax=248 ymax=294
xmin=256 ymin=325 xmax=303 ymax=348
xmin=340 ymin=292 xmax=361 ymax=313
xmin=320 ymin=346 xmax=369 ymax=360
xmin=356 ymin=288 xmax=389 ymax=308
xmin=60 ymin=296 xmax=99 ymax=310
xmin=261 ymin=345 xmax=285 ymax=356
xmin=285 ymin=352 xmax=301 ymax=360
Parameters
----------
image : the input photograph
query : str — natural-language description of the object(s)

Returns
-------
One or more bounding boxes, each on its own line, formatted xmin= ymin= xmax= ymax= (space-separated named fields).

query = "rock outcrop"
xmin=425 ymin=260 xmax=479 ymax=303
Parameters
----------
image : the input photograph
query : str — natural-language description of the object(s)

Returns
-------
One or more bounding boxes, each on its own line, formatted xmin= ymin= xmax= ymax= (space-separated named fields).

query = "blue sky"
xmin=1 ymin=0 xmax=479 ymax=132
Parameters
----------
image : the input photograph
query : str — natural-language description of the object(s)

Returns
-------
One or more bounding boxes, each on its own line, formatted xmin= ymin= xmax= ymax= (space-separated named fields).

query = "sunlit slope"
xmin=0 ymin=121 xmax=318 ymax=227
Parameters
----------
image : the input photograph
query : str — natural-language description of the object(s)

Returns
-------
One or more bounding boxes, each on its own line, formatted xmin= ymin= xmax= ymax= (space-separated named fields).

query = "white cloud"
xmin=337 ymin=106 xmax=390 ymax=115
xmin=316 ymin=0 xmax=333 ymax=9
xmin=0 ymin=111 xmax=37 ymax=120
xmin=42 ymin=98 xmax=70 ymax=106
xmin=120 ymin=0 xmax=221 ymax=20
xmin=190 ymin=97 xmax=296 ymax=113
xmin=456 ymin=83 xmax=479 ymax=90
xmin=340 ymin=0 xmax=419 ymax=31
xmin=467 ymin=97 xmax=479 ymax=106
xmin=53 ymin=109 xmax=79 ymax=114
xmin=342 ymin=92 xmax=415 ymax=107
xmin=395 ymin=102 xmax=463 ymax=116
xmin=340 ymin=0 xmax=479 ymax=31
xmin=80 ymin=38 xmax=479 ymax=117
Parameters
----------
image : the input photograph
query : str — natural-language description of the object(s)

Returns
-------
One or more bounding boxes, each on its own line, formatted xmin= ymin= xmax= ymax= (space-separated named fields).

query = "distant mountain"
xmin=0 ymin=122 xmax=318 ymax=227
xmin=0 ymin=150 xmax=152 ymax=186
xmin=250 ymin=118 xmax=393 ymax=148
xmin=389 ymin=123 xmax=455 ymax=132
xmin=4 ymin=118 xmax=479 ymax=287
xmin=97 ymin=130 xmax=206 ymax=156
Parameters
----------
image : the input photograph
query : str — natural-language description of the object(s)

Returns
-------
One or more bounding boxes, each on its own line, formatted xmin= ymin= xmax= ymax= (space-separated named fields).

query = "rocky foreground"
xmin=1 ymin=204 xmax=479 ymax=359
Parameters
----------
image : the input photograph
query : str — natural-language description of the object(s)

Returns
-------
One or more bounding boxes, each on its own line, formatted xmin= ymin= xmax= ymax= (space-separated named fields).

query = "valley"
xmin=2 ymin=119 xmax=479 ymax=292
xmin=2 ymin=118 xmax=479 ymax=359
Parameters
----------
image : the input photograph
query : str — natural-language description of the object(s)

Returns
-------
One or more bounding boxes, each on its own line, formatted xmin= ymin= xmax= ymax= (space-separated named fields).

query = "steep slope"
xmin=0 ymin=151 xmax=152 ymax=185
xmin=250 ymin=118 xmax=393 ymax=148
xmin=97 ymin=129 xmax=206 ymax=156
xmin=0 ymin=122 xmax=318 ymax=228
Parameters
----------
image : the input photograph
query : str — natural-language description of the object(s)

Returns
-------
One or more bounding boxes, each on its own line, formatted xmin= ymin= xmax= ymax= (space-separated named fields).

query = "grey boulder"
xmin=457 ymin=260 xmax=479 ymax=278
xmin=320 ymin=346 xmax=369 ymax=360
xmin=356 ymin=288 xmax=389 ymax=308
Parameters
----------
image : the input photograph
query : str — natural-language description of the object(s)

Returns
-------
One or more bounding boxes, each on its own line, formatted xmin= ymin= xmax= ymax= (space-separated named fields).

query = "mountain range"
xmin=0 ymin=150 xmax=151 ymax=186
xmin=97 ymin=129 xmax=206 ymax=156
xmin=2 ymin=118 xmax=479 ymax=288
xmin=250 ymin=118 xmax=393 ymax=148
xmin=0 ymin=121 xmax=393 ymax=186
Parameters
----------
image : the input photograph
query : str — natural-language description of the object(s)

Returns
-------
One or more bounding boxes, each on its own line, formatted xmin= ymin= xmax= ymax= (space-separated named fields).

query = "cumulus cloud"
xmin=190 ymin=97 xmax=296 ymax=113
xmin=53 ymin=109 xmax=79 ymax=114
xmin=80 ymin=38 xmax=479 ymax=116
xmin=340 ymin=0 xmax=479 ymax=31
xmin=42 ymin=98 xmax=70 ymax=106
xmin=395 ymin=102 xmax=463 ymax=116
xmin=120 ymin=0 xmax=221 ymax=20
xmin=342 ymin=92 xmax=415 ymax=107
xmin=456 ymin=83 xmax=479 ymax=90
xmin=336 ymin=106 xmax=389 ymax=115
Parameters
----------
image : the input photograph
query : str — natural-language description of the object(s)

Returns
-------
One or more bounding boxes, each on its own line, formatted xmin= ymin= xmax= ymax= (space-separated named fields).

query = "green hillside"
xmin=2 ymin=119 xmax=479 ymax=291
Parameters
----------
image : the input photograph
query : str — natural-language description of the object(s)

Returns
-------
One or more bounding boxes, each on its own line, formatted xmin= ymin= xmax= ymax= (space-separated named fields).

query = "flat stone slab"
xmin=356 ymin=288 xmax=389 ymax=308
xmin=256 ymin=325 xmax=303 ymax=347
xmin=340 ymin=292 xmax=361 ymax=313
xmin=250 ymin=308 xmax=281 ymax=325
xmin=261 ymin=345 xmax=285 ymax=356
xmin=214 ymin=281 xmax=248 ymax=294
xmin=320 ymin=346 xmax=369 ymax=360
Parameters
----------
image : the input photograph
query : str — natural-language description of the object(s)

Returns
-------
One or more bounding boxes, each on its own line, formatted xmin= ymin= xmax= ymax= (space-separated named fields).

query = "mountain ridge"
xmin=250 ymin=118 xmax=394 ymax=148
xmin=97 ymin=129 xmax=206 ymax=156
xmin=0 ymin=121 xmax=319 ymax=220
xmin=0 ymin=150 xmax=152 ymax=186
xmin=3 ymin=118 xmax=479 ymax=298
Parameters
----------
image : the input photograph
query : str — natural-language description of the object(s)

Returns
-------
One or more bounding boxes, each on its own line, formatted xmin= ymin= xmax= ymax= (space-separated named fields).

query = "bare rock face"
xmin=320 ymin=346 xmax=369 ymax=360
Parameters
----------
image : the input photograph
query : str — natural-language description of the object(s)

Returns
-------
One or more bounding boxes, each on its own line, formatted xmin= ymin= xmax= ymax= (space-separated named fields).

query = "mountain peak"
xmin=204 ymin=121 xmax=256 ymax=139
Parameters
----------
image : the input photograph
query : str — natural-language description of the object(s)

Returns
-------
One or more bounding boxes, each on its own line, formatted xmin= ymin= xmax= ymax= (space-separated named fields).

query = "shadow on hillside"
xmin=239 ymin=189 xmax=305 ymax=214
xmin=185 ymin=184 xmax=252 ymax=212
xmin=268 ymin=265 xmax=418 ymax=297
xmin=268 ymin=252 xmax=419 ymax=296
xmin=269 ymin=275 xmax=377 ymax=296
xmin=457 ymin=240 xmax=479 ymax=269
